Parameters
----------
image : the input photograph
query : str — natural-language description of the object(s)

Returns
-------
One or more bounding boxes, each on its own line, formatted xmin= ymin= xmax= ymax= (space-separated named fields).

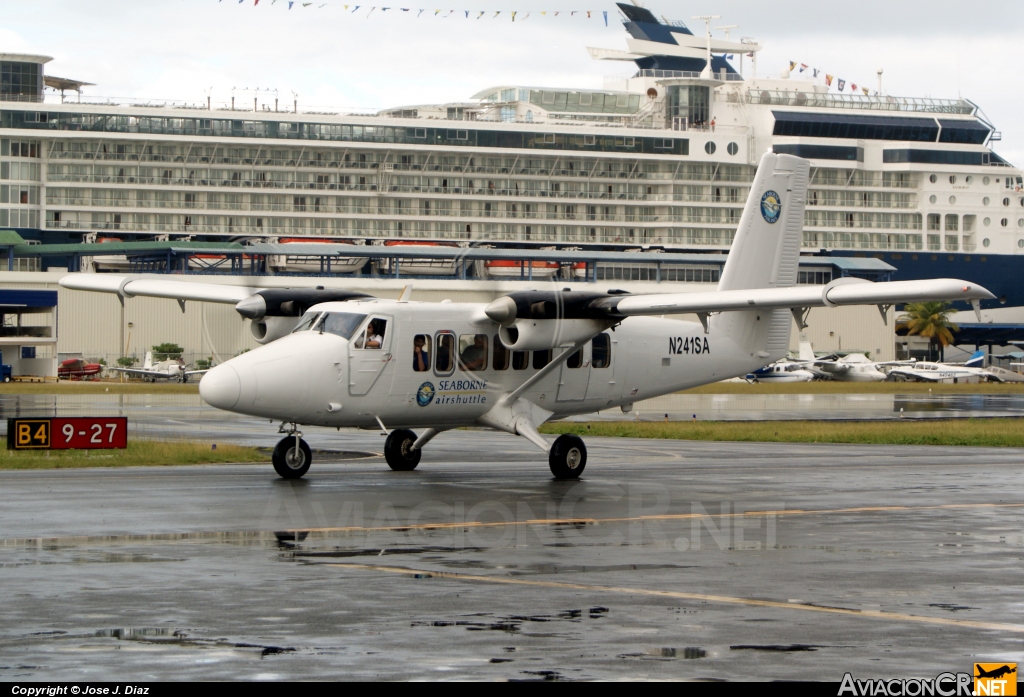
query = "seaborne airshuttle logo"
xmin=761 ymin=190 xmax=781 ymax=224
xmin=416 ymin=382 xmax=435 ymax=407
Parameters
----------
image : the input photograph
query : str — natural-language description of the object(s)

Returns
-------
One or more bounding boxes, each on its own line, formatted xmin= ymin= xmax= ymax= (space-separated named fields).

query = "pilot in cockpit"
xmin=354 ymin=319 xmax=385 ymax=349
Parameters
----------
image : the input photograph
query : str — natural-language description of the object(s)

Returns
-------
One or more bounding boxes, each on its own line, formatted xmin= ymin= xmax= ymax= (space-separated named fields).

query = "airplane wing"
xmin=108 ymin=367 xmax=172 ymax=378
xmin=184 ymin=369 xmax=210 ymax=377
xmin=603 ymin=278 xmax=992 ymax=317
xmin=58 ymin=274 xmax=260 ymax=304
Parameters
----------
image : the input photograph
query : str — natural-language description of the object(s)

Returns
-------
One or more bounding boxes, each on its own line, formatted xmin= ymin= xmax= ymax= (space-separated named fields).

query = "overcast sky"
xmin=3 ymin=0 xmax=1022 ymax=163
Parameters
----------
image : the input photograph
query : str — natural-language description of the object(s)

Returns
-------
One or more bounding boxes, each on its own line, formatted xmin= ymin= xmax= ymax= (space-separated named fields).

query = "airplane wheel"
xmin=549 ymin=434 xmax=587 ymax=480
xmin=384 ymin=429 xmax=421 ymax=471
xmin=272 ymin=436 xmax=312 ymax=479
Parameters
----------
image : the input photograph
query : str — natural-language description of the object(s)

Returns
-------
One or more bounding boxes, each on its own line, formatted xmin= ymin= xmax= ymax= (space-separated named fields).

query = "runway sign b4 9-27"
xmin=7 ymin=417 xmax=128 ymax=450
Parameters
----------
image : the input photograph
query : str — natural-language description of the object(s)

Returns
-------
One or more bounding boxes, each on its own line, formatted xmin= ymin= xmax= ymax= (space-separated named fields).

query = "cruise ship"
xmin=1 ymin=2 xmax=1022 ymax=309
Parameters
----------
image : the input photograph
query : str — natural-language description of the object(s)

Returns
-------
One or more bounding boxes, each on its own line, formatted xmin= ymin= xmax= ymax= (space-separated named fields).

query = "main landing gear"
xmin=273 ymin=424 xmax=311 ymax=479
xmin=384 ymin=429 xmax=421 ymax=471
xmin=548 ymin=434 xmax=587 ymax=480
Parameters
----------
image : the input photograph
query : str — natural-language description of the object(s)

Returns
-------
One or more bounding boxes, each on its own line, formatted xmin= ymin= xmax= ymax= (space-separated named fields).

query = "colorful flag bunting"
xmin=825 ymin=74 xmax=833 ymax=86
xmin=837 ymin=79 xmax=845 ymax=91
xmin=788 ymin=61 xmax=797 ymax=71
xmin=799 ymin=63 xmax=807 ymax=72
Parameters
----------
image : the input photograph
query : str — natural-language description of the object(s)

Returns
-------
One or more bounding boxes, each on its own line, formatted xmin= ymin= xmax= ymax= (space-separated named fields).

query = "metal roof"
xmin=13 ymin=240 xmax=243 ymax=256
xmin=7 ymin=239 xmax=898 ymax=272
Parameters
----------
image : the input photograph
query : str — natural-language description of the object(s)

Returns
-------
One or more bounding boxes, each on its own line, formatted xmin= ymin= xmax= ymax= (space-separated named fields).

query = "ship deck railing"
xmin=746 ymin=89 xmax=974 ymax=114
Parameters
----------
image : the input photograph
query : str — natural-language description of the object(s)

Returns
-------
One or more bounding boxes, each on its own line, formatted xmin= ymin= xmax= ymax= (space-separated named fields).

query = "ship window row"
xmin=0 ymin=161 xmax=40 ymax=181
xmin=772 ymin=112 xmax=990 ymax=145
xmin=0 ymin=62 xmax=42 ymax=98
xmin=0 ymin=110 xmax=688 ymax=154
xmin=0 ymin=184 xmax=39 ymax=205
xmin=0 ymin=138 xmax=41 ymax=158
xmin=42 ymin=143 xmax=752 ymax=181
xmin=804 ymin=211 xmax=922 ymax=230
xmin=772 ymin=112 xmax=939 ymax=142
xmin=802 ymin=231 xmax=924 ymax=251
xmin=0 ymin=208 xmax=39 ymax=229
xmin=43 ymin=172 xmax=753 ymax=204
xmin=773 ymin=144 xmax=863 ymax=162
xmin=882 ymin=149 xmax=987 ymax=166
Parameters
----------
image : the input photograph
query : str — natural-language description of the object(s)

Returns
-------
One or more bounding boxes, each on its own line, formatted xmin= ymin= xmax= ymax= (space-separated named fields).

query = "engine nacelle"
xmin=250 ymin=316 xmax=301 ymax=345
xmin=497 ymin=318 xmax=609 ymax=352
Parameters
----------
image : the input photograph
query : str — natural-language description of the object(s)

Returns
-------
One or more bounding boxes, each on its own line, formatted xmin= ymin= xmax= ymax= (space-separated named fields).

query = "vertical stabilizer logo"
xmin=975 ymin=663 xmax=1017 ymax=696
xmin=761 ymin=190 xmax=781 ymax=224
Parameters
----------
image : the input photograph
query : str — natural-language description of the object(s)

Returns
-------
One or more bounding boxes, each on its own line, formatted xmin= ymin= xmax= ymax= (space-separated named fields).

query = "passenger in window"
xmin=413 ymin=335 xmax=430 ymax=372
xmin=459 ymin=334 xmax=488 ymax=371
xmin=592 ymin=333 xmax=611 ymax=369
xmin=492 ymin=335 xmax=510 ymax=371
xmin=435 ymin=333 xmax=454 ymax=373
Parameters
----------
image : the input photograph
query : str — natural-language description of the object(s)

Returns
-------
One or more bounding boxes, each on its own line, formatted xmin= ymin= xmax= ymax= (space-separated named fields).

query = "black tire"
xmin=2 ymin=376 xmax=9 ymax=383
xmin=384 ymin=429 xmax=421 ymax=471
xmin=272 ymin=436 xmax=312 ymax=479
xmin=549 ymin=434 xmax=587 ymax=479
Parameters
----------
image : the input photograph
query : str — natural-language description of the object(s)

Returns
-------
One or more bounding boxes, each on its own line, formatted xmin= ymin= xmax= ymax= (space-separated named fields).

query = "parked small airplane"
xmin=885 ymin=350 xmax=1002 ymax=383
xmin=57 ymin=357 xmax=104 ymax=380
xmin=796 ymin=342 xmax=914 ymax=382
xmin=109 ymin=352 xmax=210 ymax=383
xmin=745 ymin=362 xmax=816 ymax=383
xmin=59 ymin=154 xmax=994 ymax=480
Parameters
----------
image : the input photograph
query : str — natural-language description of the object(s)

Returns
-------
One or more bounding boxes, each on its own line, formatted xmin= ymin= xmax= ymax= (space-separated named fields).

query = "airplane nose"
xmin=200 ymin=364 xmax=241 ymax=410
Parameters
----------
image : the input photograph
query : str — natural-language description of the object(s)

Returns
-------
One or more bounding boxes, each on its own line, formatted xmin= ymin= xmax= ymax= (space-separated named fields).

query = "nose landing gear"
xmin=273 ymin=423 xmax=311 ymax=479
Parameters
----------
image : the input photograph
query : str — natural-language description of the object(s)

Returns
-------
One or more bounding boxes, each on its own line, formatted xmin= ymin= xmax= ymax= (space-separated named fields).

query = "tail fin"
xmin=144 ymin=351 xmax=153 ymax=370
xmin=964 ymin=350 xmax=985 ymax=368
xmin=798 ymin=336 xmax=815 ymax=361
xmin=714 ymin=153 xmax=810 ymax=361
xmin=718 ymin=152 xmax=809 ymax=292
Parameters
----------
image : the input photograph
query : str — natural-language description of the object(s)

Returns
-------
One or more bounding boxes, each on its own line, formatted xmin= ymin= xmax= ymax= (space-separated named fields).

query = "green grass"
xmin=0 ymin=382 xmax=199 ymax=395
xmin=681 ymin=381 xmax=1024 ymax=395
xmin=540 ymin=419 xmax=1024 ymax=448
xmin=0 ymin=440 xmax=267 ymax=470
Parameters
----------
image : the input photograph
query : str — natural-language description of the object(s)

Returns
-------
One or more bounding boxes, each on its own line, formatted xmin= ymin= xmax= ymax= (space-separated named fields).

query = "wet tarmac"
xmin=2 ymin=430 xmax=1023 ymax=680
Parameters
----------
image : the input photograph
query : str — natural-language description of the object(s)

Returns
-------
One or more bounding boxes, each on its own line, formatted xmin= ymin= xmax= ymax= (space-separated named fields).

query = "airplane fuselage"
xmin=199 ymin=298 xmax=768 ymax=429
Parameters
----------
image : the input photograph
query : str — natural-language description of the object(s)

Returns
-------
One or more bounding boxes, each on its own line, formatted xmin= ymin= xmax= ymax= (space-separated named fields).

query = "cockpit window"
xmin=291 ymin=311 xmax=323 ymax=333
xmin=321 ymin=312 xmax=368 ymax=340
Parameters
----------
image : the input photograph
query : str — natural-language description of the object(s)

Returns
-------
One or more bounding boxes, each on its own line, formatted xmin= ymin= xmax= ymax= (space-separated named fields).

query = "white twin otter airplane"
xmin=61 ymin=154 xmax=993 ymax=480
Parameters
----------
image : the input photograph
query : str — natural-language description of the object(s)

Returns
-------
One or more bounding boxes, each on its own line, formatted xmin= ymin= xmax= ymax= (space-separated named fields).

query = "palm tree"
xmin=897 ymin=301 xmax=958 ymax=362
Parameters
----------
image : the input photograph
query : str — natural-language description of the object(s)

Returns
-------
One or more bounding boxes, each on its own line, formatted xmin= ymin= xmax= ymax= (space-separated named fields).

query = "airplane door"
xmin=585 ymin=332 xmax=618 ymax=403
xmin=556 ymin=343 xmax=589 ymax=401
xmin=348 ymin=314 xmax=394 ymax=396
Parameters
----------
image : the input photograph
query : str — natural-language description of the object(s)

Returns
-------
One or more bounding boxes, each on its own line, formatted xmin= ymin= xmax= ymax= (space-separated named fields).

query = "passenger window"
xmin=412 ymin=334 xmax=431 ymax=372
xmin=492 ymin=334 xmax=509 ymax=371
xmin=566 ymin=348 xmax=582 ymax=369
xmin=592 ymin=333 xmax=611 ymax=369
xmin=353 ymin=318 xmax=387 ymax=349
xmin=533 ymin=349 xmax=552 ymax=370
xmin=434 ymin=332 xmax=455 ymax=375
xmin=512 ymin=350 xmax=529 ymax=370
xmin=458 ymin=334 xmax=488 ymax=372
